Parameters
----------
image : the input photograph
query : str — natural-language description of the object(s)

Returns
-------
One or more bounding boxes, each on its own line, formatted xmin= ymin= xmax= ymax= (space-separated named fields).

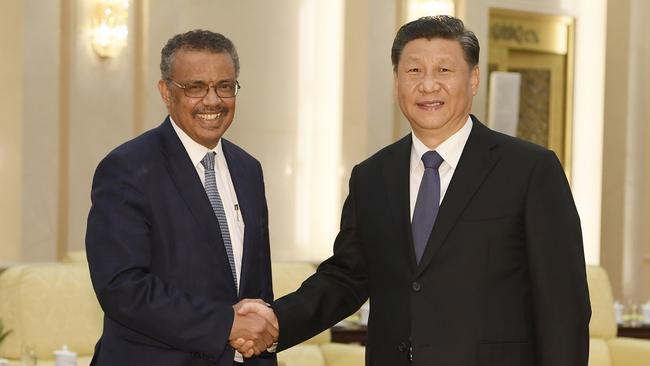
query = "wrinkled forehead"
xmin=399 ymin=38 xmax=466 ymax=63
xmin=170 ymin=49 xmax=236 ymax=76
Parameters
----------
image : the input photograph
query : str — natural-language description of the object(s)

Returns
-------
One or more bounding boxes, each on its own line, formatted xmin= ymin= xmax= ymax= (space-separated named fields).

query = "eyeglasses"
xmin=169 ymin=79 xmax=241 ymax=98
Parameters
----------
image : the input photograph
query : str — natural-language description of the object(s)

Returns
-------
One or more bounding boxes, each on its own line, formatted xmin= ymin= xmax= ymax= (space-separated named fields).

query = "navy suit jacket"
xmin=274 ymin=116 xmax=590 ymax=366
xmin=86 ymin=117 xmax=276 ymax=366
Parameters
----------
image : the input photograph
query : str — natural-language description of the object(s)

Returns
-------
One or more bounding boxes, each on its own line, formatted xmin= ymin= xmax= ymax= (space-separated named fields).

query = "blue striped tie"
xmin=201 ymin=152 xmax=238 ymax=289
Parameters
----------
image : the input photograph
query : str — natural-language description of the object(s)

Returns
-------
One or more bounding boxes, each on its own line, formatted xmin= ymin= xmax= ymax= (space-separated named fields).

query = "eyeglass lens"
xmin=183 ymin=81 xmax=239 ymax=98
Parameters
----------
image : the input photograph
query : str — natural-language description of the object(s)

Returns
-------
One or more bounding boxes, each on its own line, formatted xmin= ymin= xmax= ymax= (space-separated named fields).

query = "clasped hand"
xmin=229 ymin=299 xmax=279 ymax=358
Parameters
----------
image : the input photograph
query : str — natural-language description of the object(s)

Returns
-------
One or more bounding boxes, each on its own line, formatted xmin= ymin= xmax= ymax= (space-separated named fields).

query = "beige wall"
xmin=367 ymin=0 xmax=399 ymax=153
xmin=646 ymin=67 xmax=650 ymax=301
xmin=643 ymin=0 xmax=650 ymax=305
xmin=602 ymin=0 xmax=650 ymax=303
xmin=4 ymin=0 xmax=358 ymax=262
xmin=66 ymin=0 xmax=139 ymax=253
xmin=21 ymin=0 xmax=62 ymax=261
xmin=0 ymin=1 xmax=24 ymax=263
xmin=601 ymin=0 xmax=629 ymax=301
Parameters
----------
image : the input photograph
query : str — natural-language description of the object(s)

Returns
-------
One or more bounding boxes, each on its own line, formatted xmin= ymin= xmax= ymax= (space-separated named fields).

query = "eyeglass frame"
xmin=167 ymin=79 xmax=241 ymax=99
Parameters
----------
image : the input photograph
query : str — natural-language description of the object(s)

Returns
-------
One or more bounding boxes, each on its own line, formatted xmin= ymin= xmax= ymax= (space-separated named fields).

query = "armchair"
xmin=0 ymin=256 xmax=363 ymax=366
xmin=0 ymin=262 xmax=102 ymax=366
xmin=587 ymin=265 xmax=650 ymax=366
xmin=271 ymin=262 xmax=364 ymax=366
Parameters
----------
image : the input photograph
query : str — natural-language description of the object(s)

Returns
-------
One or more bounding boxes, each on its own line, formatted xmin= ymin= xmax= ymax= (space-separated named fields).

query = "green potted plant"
xmin=0 ymin=319 xmax=11 ymax=365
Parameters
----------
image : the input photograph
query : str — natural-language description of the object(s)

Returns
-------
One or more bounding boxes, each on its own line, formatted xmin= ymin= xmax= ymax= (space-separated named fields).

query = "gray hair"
xmin=160 ymin=29 xmax=240 ymax=80
xmin=391 ymin=15 xmax=479 ymax=71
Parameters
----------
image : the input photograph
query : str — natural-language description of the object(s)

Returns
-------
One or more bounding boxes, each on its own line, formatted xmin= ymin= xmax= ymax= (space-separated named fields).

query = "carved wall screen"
xmin=488 ymin=9 xmax=575 ymax=175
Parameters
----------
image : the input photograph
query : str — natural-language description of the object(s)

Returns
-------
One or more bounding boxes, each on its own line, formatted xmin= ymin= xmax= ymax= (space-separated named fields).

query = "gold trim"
xmin=57 ymin=0 xmax=71 ymax=260
xmin=489 ymin=9 xmax=572 ymax=55
xmin=490 ymin=8 xmax=574 ymax=25
xmin=564 ymin=20 xmax=575 ymax=182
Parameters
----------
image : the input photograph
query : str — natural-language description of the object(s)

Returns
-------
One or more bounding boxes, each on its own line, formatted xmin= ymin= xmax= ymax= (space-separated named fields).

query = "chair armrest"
xmin=608 ymin=337 xmax=650 ymax=366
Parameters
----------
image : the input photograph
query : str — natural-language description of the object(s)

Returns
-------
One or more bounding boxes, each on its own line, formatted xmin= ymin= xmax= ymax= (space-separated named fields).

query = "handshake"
xmin=229 ymin=299 xmax=279 ymax=358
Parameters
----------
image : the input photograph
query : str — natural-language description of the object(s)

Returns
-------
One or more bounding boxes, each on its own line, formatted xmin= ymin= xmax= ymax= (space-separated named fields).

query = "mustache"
xmin=193 ymin=106 xmax=229 ymax=115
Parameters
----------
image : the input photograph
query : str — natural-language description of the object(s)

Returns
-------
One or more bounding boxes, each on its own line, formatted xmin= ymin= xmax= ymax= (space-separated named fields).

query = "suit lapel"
xmin=415 ymin=117 xmax=500 ymax=277
xmin=382 ymin=134 xmax=419 ymax=271
xmin=160 ymin=118 xmax=224 ymax=246
xmin=221 ymin=140 xmax=255 ymax=296
xmin=159 ymin=118 xmax=237 ymax=294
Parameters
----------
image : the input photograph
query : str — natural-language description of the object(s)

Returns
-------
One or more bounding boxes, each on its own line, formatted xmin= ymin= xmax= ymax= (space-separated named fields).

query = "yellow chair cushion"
xmin=4 ymin=356 xmax=92 ymax=366
xmin=277 ymin=344 xmax=326 ymax=366
xmin=320 ymin=342 xmax=365 ymax=366
xmin=588 ymin=338 xmax=612 ymax=366
xmin=0 ymin=263 xmax=102 ymax=360
xmin=272 ymin=262 xmax=330 ymax=344
xmin=61 ymin=251 xmax=87 ymax=264
xmin=607 ymin=337 xmax=650 ymax=366
xmin=586 ymin=265 xmax=617 ymax=339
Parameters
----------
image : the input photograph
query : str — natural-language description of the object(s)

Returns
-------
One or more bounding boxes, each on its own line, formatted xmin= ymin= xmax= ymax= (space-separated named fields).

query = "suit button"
xmin=398 ymin=342 xmax=407 ymax=352
xmin=412 ymin=281 xmax=421 ymax=292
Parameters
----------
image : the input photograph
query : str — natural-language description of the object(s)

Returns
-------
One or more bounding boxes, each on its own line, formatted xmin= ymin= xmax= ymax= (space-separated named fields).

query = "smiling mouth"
xmin=194 ymin=107 xmax=230 ymax=121
xmin=416 ymin=101 xmax=444 ymax=110
xmin=196 ymin=113 xmax=222 ymax=121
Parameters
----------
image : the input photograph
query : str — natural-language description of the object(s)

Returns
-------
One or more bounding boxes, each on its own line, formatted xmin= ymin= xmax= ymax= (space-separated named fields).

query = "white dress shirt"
xmin=409 ymin=116 xmax=473 ymax=220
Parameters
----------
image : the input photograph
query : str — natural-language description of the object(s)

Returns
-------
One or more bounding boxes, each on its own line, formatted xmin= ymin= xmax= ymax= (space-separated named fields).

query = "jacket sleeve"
xmin=273 ymin=166 xmax=370 ymax=350
xmin=258 ymin=162 xmax=274 ymax=304
xmin=85 ymin=152 xmax=235 ymax=360
xmin=524 ymin=150 xmax=591 ymax=366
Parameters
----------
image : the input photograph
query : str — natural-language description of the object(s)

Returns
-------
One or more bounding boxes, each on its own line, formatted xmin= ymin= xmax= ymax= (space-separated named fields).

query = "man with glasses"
xmin=86 ymin=30 xmax=277 ymax=366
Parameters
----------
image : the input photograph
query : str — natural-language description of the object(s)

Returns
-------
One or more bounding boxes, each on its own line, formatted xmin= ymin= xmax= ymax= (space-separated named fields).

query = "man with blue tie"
xmin=85 ymin=30 xmax=277 ymax=366
xmin=238 ymin=15 xmax=591 ymax=366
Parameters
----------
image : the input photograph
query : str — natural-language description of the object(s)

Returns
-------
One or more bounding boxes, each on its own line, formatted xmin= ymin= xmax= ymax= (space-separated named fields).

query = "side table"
xmin=331 ymin=324 xmax=367 ymax=345
xmin=618 ymin=324 xmax=650 ymax=339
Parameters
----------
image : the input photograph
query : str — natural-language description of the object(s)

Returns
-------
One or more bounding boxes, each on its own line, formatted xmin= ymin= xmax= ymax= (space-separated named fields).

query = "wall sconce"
xmin=405 ymin=0 xmax=455 ymax=21
xmin=91 ymin=0 xmax=129 ymax=58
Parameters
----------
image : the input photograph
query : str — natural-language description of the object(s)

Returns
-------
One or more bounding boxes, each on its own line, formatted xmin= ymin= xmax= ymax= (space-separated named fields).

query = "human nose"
xmin=202 ymin=85 xmax=223 ymax=105
xmin=419 ymin=72 xmax=441 ymax=93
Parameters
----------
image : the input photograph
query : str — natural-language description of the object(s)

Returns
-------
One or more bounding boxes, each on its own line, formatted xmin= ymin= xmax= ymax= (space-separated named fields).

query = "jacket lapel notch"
xmin=160 ymin=119 xmax=224 ymax=248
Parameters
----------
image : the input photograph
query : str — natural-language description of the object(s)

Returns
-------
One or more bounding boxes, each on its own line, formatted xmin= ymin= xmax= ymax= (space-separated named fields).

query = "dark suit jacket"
xmin=86 ymin=117 xmax=276 ymax=366
xmin=273 ymin=116 xmax=590 ymax=366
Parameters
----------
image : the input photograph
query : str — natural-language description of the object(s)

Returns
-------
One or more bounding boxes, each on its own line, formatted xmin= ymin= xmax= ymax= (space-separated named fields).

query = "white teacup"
xmin=642 ymin=302 xmax=650 ymax=325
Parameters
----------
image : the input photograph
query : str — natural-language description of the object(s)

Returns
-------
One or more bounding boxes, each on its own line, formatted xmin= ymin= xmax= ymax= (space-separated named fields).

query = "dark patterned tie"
xmin=201 ymin=152 xmax=238 ymax=288
xmin=412 ymin=150 xmax=444 ymax=264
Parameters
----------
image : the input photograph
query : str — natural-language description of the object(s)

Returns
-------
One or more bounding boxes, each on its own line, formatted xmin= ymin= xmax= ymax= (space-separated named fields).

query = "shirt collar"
xmin=169 ymin=116 xmax=223 ymax=168
xmin=410 ymin=116 xmax=473 ymax=173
